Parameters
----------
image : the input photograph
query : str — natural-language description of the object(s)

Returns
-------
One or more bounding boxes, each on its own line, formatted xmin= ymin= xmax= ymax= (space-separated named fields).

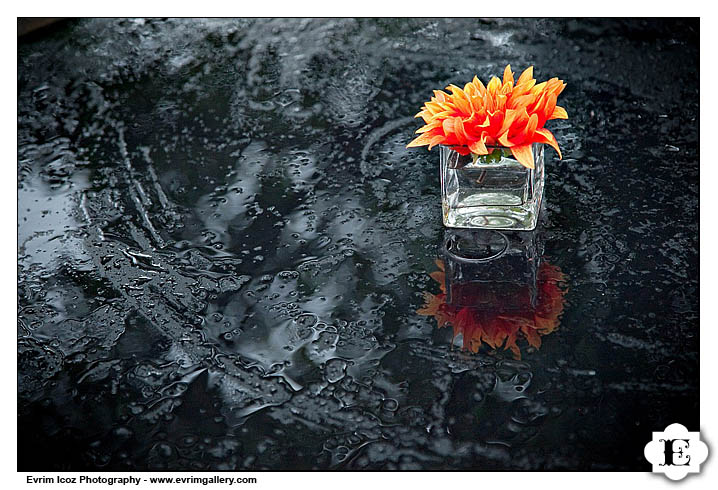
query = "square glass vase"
xmin=440 ymin=143 xmax=544 ymax=230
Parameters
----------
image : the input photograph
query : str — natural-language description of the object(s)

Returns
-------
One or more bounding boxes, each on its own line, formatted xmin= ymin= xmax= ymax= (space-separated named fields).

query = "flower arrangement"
xmin=407 ymin=65 xmax=567 ymax=169
xmin=417 ymin=259 xmax=567 ymax=359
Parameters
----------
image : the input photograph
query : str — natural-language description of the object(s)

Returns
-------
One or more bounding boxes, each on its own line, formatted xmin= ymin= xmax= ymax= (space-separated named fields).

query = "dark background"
xmin=18 ymin=18 xmax=699 ymax=470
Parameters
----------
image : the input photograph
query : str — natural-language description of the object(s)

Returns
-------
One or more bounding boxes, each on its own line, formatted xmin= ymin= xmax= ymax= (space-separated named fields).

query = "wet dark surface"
xmin=18 ymin=18 xmax=699 ymax=471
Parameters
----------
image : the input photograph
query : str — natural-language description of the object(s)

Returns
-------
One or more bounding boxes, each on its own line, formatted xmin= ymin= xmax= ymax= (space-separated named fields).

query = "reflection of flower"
xmin=407 ymin=65 xmax=567 ymax=169
xmin=418 ymin=259 xmax=567 ymax=359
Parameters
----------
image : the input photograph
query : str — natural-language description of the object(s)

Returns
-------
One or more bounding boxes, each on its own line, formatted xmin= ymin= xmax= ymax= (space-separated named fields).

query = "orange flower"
xmin=417 ymin=259 xmax=568 ymax=359
xmin=407 ymin=65 xmax=568 ymax=169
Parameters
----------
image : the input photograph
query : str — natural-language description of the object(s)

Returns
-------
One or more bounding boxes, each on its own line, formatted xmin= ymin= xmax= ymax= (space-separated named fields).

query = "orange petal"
xmin=546 ymin=79 xmax=566 ymax=97
xmin=524 ymin=327 xmax=542 ymax=349
xmin=427 ymin=134 xmax=446 ymax=150
xmin=550 ymin=105 xmax=568 ymax=120
xmin=446 ymin=86 xmax=465 ymax=105
xmin=415 ymin=120 xmax=442 ymax=133
xmin=487 ymin=76 xmax=501 ymax=96
xmin=525 ymin=113 xmax=539 ymax=137
xmin=455 ymin=307 xmax=475 ymax=333
xmin=510 ymin=144 xmax=534 ymax=169
xmin=534 ymin=128 xmax=562 ymax=159
xmin=446 ymin=83 xmax=462 ymax=94
xmin=485 ymin=93 xmax=495 ymax=113
xmin=498 ymin=131 xmax=513 ymax=147
xmin=416 ymin=292 xmax=439 ymax=316
xmin=496 ymin=93 xmax=508 ymax=111
xmin=545 ymin=78 xmax=561 ymax=93
xmin=454 ymin=118 xmax=469 ymax=145
xmin=508 ymin=93 xmax=535 ymax=111
xmin=425 ymin=101 xmax=445 ymax=114
xmin=432 ymin=110 xmax=453 ymax=120
xmin=498 ymin=109 xmax=518 ymax=135
xmin=512 ymin=109 xmax=529 ymax=131
xmin=512 ymin=78 xmax=536 ymax=97
xmin=406 ymin=132 xmax=435 ymax=148
xmin=512 ymin=113 xmax=538 ymax=145
xmin=455 ymin=95 xmax=472 ymax=116
xmin=530 ymin=81 xmax=547 ymax=96
xmin=534 ymin=314 xmax=557 ymax=334
xmin=468 ymin=139 xmax=488 ymax=155
xmin=429 ymin=270 xmax=445 ymax=286
xmin=472 ymin=75 xmax=486 ymax=95
xmin=529 ymin=91 xmax=549 ymax=116
xmin=517 ymin=66 xmax=534 ymax=85
xmin=503 ymin=64 xmax=514 ymax=86
xmin=542 ymin=93 xmax=558 ymax=124
xmin=442 ymin=117 xmax=455 ymax=135
xmin=468 ymin=94 xmax=484 ymax=115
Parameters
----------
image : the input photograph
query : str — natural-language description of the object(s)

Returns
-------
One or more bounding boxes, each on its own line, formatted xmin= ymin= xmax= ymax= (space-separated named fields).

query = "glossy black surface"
xmin=18 ymin=18 xmax=699 ymax=470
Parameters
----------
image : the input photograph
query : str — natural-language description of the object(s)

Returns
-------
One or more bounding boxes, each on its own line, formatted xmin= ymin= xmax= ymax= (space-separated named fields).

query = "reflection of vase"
xmin=442 ymin=230 xmax=539 ymax=310
xmin=418 ymin=230 xmax=566 ymax=359
xmin=440 ymin=144 xmax=544 ymax=230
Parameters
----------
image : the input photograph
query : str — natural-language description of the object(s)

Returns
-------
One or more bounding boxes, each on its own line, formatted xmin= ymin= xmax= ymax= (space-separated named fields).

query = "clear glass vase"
xmin=439 ymin=144 xmax=544 ymax=230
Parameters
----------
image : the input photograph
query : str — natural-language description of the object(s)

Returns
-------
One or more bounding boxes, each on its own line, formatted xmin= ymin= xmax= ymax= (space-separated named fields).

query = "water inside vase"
xmin=440 ymin=145 xmax=543 ymax=230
